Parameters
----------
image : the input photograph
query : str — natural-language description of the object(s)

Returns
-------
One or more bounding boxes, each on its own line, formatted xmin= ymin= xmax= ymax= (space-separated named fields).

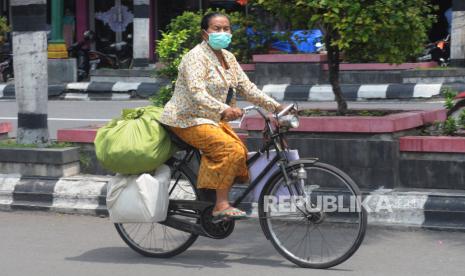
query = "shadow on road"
xmin=65 ymin=247 xmax=352 ymax=271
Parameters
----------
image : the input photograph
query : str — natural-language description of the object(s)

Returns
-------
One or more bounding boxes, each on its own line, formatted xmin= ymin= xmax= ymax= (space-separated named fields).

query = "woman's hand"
xmin=221 ymin=107 xmax=243 ymax=121
xmin=275 ymin=105 xmax=285 ymax=114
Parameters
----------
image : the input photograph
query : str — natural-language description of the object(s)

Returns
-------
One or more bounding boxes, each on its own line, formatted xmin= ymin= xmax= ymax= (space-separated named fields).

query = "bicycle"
xmin=114 ymin=103 xmax=367 ymax=269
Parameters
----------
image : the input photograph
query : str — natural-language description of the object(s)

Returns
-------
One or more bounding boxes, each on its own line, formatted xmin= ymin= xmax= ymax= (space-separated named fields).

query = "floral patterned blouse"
xmin=159 ymin=41 xmax=281 ymax=128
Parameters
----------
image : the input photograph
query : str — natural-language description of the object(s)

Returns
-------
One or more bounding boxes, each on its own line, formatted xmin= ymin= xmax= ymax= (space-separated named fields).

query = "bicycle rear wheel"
xmin=115 ymin=161 xmax=199 ymax=258
xmin=258 ymin=160 xmax=367 ymax=269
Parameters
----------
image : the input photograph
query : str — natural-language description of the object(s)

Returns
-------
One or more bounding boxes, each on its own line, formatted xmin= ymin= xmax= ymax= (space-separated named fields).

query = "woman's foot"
xmin=212 ymin=205 xmax=246 ymax=221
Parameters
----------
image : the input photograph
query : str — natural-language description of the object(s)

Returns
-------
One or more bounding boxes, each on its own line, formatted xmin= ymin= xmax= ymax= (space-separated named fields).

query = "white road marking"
xmin=63 ymin=93 xmax=90 ymax=100
xmin=111 ymin=93 xmax=132 ymax=100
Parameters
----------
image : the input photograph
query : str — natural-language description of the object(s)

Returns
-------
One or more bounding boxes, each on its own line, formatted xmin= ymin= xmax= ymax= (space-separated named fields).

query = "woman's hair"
xmin=200 ymin=12 xmax=230 ymax=31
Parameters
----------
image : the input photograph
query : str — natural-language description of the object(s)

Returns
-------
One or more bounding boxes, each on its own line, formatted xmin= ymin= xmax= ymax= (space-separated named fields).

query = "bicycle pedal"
xmin=211 ymin=216 xmax=231 ymax=224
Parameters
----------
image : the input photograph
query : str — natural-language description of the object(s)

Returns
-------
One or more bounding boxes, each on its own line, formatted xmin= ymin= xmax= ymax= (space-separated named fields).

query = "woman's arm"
xmin=233 ymin=57 xmax=281 ymax=113
xmin=180 ymin=52 xmax=230 ymax=115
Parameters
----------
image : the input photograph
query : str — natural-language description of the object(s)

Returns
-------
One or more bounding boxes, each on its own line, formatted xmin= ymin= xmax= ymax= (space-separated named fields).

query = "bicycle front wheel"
xmin=115 ymin=161 xmax=199 ymax=258
xmin=258 ymin=160 xmax=367 ymax=269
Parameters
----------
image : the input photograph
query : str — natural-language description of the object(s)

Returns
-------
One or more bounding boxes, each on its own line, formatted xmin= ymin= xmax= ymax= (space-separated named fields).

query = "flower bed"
xmin=241 ymin=109 xmax=446 ymax=133
xmin=400 ymin=136 xmax=465 ymax=153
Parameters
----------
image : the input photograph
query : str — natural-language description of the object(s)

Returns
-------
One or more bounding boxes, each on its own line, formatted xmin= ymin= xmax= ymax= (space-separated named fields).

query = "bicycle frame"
xmin=161 ymin=104 xmax=302 ymax=237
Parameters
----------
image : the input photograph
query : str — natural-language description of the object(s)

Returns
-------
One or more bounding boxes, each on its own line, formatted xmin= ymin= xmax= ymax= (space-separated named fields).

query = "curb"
xmin=258 ymin=83 xmax=449 ymax=101
xmin=0 ymin=82 xmax=460 ymax=101
xmin=1 ymin=173 xmax=464 ymax=230
xmin=0 ymin=81 xmax=169 ymax=101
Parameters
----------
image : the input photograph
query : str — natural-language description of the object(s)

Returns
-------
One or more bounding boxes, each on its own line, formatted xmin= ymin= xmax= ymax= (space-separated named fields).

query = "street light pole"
xmin=11 ymin=0 xmax=49 ymax=145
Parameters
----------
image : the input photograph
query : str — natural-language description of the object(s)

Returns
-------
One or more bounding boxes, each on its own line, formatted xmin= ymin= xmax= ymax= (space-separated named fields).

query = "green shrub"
xmin=156 ymin=29 xmax=191 ymax=81
xmin=442 ymin=87 xmax=457 ymax=111
xmin=443 ymin=117 xmax=457 ymax=135
xmin=0 ymin=16 xmax=10 ymax=43
xmin=458 ymin=109 xmax=465 ymax=129
xmin=150 ymin=84 xmax=175 ymax=107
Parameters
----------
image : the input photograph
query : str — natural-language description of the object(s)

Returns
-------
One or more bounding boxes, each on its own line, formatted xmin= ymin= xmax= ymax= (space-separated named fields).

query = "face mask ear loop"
xmin=202 ymin=30 xmax=211 ymax=42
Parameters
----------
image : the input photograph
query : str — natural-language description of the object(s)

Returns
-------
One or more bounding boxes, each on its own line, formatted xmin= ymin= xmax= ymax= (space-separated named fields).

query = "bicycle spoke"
xmin=261 ymin=162 xmax=367 ymax=268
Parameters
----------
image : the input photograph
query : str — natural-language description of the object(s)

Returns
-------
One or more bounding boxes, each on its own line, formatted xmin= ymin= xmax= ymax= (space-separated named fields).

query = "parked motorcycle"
xmin=417 ymin=35 xmax=450 ymax=67
xmin=0 ymin=37 xmax=14 ymax=82
xmin=0 ymin=53 xmax=13 ymax=82
xmin=103 ymin=34 xmax=133 ymax=69
xmin=67 ymin=30 xmax=94 ymax=81
xmin=68 ymin=30 xmax=134 ymax=81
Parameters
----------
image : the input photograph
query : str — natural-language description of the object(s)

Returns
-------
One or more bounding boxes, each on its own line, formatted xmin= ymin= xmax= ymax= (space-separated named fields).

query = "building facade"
xmin=0 ymin=0 xmax=242 ymax=66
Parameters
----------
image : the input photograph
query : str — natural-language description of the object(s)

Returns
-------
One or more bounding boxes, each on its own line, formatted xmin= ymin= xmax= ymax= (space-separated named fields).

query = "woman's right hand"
xmin=221 ymin=107 xmax=243 ymax=121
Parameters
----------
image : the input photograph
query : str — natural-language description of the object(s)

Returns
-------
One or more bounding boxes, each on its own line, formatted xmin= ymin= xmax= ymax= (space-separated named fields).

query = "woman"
xmin=159 ymin=12 xmax=283 ymax=220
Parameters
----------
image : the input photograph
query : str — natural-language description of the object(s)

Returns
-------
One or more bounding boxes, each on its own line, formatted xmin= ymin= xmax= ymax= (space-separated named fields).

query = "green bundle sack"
xmin=94 ymin=106 xmax=177 ymax=175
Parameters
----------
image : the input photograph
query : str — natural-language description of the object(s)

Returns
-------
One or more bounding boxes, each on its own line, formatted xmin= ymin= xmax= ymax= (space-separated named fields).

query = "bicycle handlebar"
xmin=241 ymin=103 xmax=297 ymax=119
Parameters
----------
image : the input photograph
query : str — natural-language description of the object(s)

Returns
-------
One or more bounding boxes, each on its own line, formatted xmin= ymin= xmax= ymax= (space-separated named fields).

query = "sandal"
xmin=212 ymin=207 xmax=247 ymax=221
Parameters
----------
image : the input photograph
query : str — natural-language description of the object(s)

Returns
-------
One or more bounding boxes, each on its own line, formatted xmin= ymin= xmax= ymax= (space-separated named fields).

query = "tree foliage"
xmin=0 ymin=16 xmax=10 ymax=44
xmin=305 ymin=0 xmax=435 ymax=63
xmin=252 ymin=0 xmax=436 ymax=114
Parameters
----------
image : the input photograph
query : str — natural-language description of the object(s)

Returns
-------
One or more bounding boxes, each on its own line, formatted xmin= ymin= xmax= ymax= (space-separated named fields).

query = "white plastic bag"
xmin=106 ymin=164 xmax=171 ymax=223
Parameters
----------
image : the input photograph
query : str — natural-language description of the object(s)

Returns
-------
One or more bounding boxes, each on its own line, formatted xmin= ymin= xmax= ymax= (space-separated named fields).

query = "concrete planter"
xmin=402 ymin=68 xmax=465 ymax=84
xmin=252 ymin=53 xmax=439 ymax=85
xmin=252 ymin=54 xmax=327 ymax=63
xmin=56 ymin=111 xmax=465 ymax=191
xmin=241 ymin=110 xmax=446 ymax=133
xmin=321 ymin=62 xmax=437 ymax=71
xmin=399 ymin=136 xmax=465 ymax=190
xmin=400 ymin=136 xmax=465 ymax=153
xmin=239 ymin=63 xmax=256 ymax=71
xmin=252 ymin=54 xmax=325 ymax=85
xmin=90 ymin=68 xmax=168 ymax=84
xmin=242 ymin=110 xmax=447 ymax=190
xmin=0 ymin=147 xmax=80 ymax=178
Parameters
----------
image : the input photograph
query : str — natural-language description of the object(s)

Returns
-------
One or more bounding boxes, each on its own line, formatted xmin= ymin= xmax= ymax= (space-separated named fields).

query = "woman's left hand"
xmin=221 ymin=107 xmax=243 ymax=121
xmin=275 ymin=105 xmax=285 ymax=114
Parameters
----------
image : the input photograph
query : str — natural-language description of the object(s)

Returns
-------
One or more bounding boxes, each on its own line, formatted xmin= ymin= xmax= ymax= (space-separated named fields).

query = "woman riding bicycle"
xmin=159 ymin=12 xmax=284 ymax=221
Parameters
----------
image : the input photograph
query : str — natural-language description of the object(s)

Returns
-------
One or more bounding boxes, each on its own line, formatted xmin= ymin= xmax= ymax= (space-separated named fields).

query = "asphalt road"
xmin=0 ymin=99 xmax=445 ymax=139
xmin=0 ymin=211 xmax=464 ymax=276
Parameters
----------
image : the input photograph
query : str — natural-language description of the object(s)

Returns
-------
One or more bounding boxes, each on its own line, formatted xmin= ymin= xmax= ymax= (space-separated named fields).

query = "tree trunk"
xmin=325 ymin=33 xmax=347 ymax=115
xmin=11 ymin=0 xmax=49 ymax=145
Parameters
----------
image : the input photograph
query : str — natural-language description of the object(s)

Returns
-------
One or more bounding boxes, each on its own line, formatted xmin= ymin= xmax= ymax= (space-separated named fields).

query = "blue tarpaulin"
xmin=246 ymin=28 xmax=323 ymax=53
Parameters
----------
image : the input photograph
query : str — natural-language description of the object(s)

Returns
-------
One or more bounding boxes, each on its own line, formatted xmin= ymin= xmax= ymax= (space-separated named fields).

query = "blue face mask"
xmin=206 ymin=31 xmax=232 ymax=50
